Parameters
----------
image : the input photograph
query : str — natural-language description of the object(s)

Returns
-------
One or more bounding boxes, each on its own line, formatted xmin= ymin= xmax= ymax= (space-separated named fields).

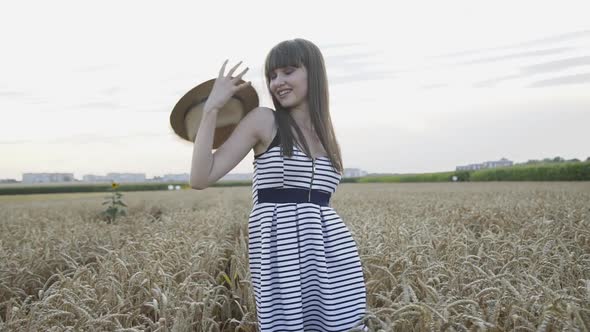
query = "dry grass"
xmin=0 ymin=182 xmax=589 ymax=331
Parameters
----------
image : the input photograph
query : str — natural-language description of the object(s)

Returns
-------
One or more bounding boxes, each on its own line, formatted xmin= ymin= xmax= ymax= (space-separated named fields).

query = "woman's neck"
xmin=288 ymin=103 xmax=313 ymax=131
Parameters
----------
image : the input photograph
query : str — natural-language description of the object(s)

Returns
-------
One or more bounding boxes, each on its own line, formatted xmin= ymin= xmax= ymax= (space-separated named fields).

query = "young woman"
xmin=190 ymin=38 xmax=368 ymax=331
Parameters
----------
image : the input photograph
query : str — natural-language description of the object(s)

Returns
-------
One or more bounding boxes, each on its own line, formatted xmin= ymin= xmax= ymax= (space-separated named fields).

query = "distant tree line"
xmin=516 ymin=156 xmax=590 ymax=165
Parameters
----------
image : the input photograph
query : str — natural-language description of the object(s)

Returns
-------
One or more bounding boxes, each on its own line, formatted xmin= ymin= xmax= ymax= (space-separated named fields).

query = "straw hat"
xmin=169 ymin=78 xmax=259 ymax=148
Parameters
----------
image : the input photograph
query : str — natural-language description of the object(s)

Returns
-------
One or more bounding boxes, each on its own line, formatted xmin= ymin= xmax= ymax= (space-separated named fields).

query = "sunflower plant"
xmin=101 ymin=182 xmax=127 ymax=224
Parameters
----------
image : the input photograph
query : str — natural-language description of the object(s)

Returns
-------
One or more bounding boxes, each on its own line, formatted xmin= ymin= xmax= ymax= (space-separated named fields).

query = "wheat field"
xmin=0 ymin=182 xmax=589 ymax=331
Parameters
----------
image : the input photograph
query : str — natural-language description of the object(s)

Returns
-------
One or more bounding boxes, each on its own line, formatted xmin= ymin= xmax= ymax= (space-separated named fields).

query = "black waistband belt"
xmin=257 ymin=188 xmax=331 ymax=206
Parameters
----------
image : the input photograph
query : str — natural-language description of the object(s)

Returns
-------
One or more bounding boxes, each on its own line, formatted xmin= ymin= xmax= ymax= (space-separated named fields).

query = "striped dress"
xmin=248 ymin=126 xmax=368 ymax=331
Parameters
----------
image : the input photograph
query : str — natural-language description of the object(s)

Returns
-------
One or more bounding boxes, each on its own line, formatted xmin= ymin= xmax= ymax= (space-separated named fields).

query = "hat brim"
xmin=170 ymin=78 xmax=259 ymax=148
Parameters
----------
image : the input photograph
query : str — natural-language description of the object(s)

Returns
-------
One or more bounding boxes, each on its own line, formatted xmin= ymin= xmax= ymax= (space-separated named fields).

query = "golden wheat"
xmin=0 ymin=182 xmax=588 ymax=331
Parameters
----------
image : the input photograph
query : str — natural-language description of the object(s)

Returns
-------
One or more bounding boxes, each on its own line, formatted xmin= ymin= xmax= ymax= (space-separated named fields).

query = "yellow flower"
xmin=111 ymin=182 xmax=119 ymax=189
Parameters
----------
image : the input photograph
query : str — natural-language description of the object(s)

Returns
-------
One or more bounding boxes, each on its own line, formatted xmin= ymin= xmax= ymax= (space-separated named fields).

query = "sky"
xmin=1 ymin=0 xmax=589 ymax=180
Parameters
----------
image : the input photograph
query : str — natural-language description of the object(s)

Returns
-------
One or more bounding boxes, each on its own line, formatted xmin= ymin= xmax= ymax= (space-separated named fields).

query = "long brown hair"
xmin=264 ymin=38 xmax=343 ymax=174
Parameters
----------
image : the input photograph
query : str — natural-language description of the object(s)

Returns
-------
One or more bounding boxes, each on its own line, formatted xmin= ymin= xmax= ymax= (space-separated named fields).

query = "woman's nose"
xmin=272 ymin=76 xmax=286 ymax=89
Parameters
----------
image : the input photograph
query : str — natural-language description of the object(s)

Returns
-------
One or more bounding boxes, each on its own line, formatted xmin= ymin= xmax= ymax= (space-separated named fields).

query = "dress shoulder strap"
xmin=268 ymin=126 xmax=280 ymax=149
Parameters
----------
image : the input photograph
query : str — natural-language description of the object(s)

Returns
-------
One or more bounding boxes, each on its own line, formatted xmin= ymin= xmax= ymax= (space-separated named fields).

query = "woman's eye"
xmin=270 ymin=68 xmax=293 ymax=79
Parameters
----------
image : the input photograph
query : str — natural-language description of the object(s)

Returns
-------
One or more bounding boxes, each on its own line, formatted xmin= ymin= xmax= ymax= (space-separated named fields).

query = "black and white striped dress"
xmin=248 ymin=126 xmax=368 ymax=331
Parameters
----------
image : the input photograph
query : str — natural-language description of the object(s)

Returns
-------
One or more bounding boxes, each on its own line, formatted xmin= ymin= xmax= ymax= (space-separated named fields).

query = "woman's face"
xmin=268 ymin=65 xmax=308 ymax=109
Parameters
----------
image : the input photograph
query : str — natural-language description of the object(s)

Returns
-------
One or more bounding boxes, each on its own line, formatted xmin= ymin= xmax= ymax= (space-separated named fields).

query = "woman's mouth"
xmin=278 ymin=89 xmax=292 ymax=98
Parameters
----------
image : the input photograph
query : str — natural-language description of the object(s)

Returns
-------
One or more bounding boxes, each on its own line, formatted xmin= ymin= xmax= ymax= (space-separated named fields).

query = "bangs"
xmin=264 ymin=41 xmax=305 ymax=81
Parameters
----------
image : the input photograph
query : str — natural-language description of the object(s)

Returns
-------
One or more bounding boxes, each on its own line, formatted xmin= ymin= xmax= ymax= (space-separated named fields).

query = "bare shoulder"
xmin=248 ymin=106 xmax=275 ymax=122
xmin=246 ymin=106 xmax=275 ymax=138
xmin=247 ymin=106 xmax=275 ymax=119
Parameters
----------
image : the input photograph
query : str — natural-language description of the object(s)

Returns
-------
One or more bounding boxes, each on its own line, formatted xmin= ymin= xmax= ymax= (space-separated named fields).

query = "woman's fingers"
xmin=215 ymin=59 xmax=250 ymax=94
xmin=226 ymin=60 xmax=243 ymax=77
xmin=232 ymin=67 xmax=249 ymax=82
xmin=218 ymin=59 xmax=229 ymax=78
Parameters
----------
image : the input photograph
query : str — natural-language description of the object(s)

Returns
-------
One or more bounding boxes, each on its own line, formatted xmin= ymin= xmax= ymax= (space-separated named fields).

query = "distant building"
xmin=456 ymin=164 xmax=485 ymax=171
xmin=343 ymin=168 xmax=368 ymax=178
xmin=220 ymin=173 xmax=252 ymax=181
xmin=152 ymin=172 xmax=251 ymax=183
xmin=82 ymin=174 xmax=111 ymax=183
xmin=482 ymin=158 xmax=513 ymax=168
xmin=22 ymin=173 xmax=75 ymax=184
xmin=107 ymin=172 xmax=145 ymax=183
xmin=456 ymin=157 xmax=513 ymax=171
xmin=82 ymin=173 xmax=146 ymax=183
xmin=161 ymin=173 xmax=190 ymax=182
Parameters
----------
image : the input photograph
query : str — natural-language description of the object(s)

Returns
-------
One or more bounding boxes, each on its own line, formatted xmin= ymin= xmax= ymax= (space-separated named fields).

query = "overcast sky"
xmin=1 ymin=0 xmax=589 ymax=180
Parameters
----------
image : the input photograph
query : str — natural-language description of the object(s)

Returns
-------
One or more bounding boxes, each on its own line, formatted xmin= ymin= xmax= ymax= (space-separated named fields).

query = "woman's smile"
xmin=278 ymin=89 xmax=292 ymax=98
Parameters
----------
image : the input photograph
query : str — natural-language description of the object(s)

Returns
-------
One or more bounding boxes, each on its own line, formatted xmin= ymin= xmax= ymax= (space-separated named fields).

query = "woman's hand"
xmin=203 ymin=59 xmax=251 ymax=113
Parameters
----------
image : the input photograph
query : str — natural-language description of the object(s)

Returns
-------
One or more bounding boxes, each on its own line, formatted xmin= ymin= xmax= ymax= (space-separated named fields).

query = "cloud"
xmin=0 ymin=89 xmax=49 ymax=105
xmin=455 ymin=47 xmax=573 ymax=66
xmin=100 ymin=87 xmax=122 ymax=96
xmin=420 ymin=83 xmax=449 ymax=90
xmin=473 ymin=56 xmax=590 ymax=87
xmin=330 ymin=71 xmax=398 ymax=85
xmin=0 ymin=90 xmax=31 ymax=97
xmin=503 ymin=29 xmax=590 ymax=50
xmin=73 ymin=63 xmax=119 ymax=72
xmin=322 ymin=49 xmax=402 ymax=85
xmin=319 ymin=42 xmax=368 ymax=50
xmin=325 ymin=51 xmax=386 ymax=65
xmin=421 ymin=29 xmax=590 ymax=88
xmin=0 ymin=132 xmax=171 ymax=145
xmin=473 ymin=74 xmax=522 ymax=88
xmin=528 ymin=73 xmax=590 ymax=87
xmin=0 ymin=139 xmax=35 ymax=144
xmin=521 ymin=55 xmax=590 ymax=74
xmin=68 ymin=101 xmax=120 ymax=110
xmin=431 ymin=29 xmax=590 ymax=59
